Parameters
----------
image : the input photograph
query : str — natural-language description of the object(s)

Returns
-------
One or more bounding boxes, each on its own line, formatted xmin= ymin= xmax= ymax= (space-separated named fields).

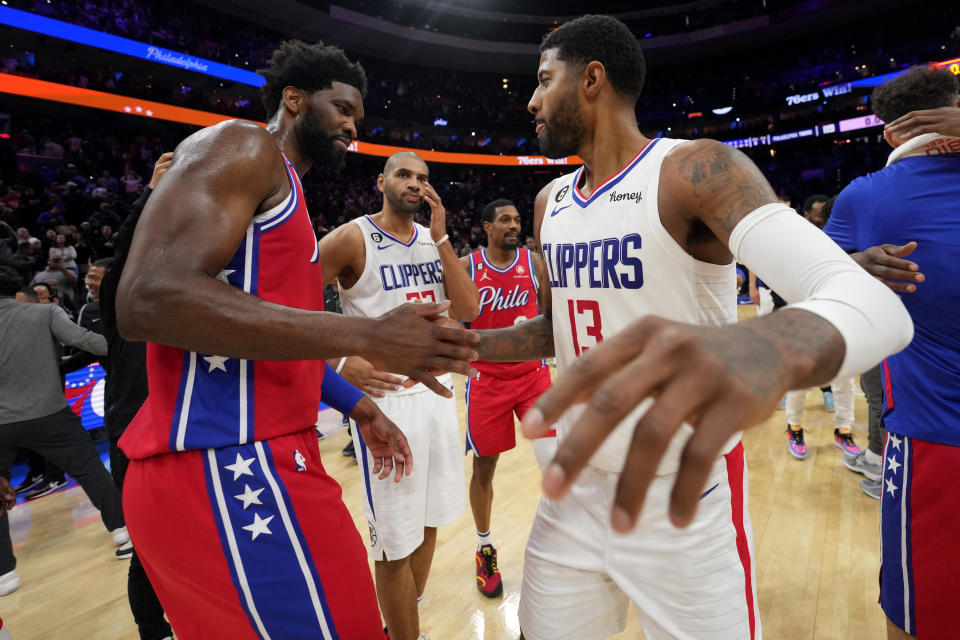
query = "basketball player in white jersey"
xmin=472 ymin=15 xmax=913 ymax=640
xmin=316 ymin=151 xmax=479 ymax=640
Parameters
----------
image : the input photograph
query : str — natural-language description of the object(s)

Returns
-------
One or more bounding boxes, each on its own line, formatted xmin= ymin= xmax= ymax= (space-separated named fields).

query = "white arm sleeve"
xmin=728 ymin=203 xmax=913 ymax=379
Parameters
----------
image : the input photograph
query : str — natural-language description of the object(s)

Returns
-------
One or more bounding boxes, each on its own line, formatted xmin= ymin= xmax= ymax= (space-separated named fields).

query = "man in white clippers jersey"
xmin=317 ymin=151 xmax=480 ymax=640
xmin=471 ymin=15 xmax=913 ymax=640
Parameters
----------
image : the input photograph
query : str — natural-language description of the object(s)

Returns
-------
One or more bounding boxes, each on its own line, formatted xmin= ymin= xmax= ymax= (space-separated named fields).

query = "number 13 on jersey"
xmin=567 ymin=299 xmax=603 ymax=355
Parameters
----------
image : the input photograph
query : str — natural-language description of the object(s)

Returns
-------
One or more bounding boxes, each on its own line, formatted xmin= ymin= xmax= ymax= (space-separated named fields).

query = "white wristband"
xmin=434 ymin=234 xmax=449 ymax=247
xmin=335 ymin=357 xmax=348 ymax=374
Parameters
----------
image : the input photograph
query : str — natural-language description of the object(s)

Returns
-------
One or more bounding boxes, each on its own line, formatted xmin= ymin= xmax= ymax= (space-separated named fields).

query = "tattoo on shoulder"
xmin=676 ymin=141 xmax=776 ymax=235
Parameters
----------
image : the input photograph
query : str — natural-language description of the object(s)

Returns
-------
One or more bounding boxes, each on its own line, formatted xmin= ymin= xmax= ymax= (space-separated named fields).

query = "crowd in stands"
xmin=5 ymin=0 xmax=959 ymax=156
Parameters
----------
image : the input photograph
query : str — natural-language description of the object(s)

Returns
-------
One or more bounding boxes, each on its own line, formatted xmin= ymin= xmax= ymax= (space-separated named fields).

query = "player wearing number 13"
xmin=316 ymin=151 xmax=480 ymax=640
xmin=472 ymin=15 xmax=913 ymax=640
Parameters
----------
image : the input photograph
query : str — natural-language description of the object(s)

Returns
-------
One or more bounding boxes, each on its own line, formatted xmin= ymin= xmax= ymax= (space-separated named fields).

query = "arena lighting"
xmin=0 ymin=75 xmax=582 ymax=167
xmin=0 ymin=5 xmax=264 ymax=87
xmin=712 ymin=106 xmax=733 ymax=115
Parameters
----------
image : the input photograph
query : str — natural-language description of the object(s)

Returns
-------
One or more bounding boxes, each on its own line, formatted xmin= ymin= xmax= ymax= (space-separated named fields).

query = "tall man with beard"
xmin=461 ymin=198 xmax=555 ymax=599
xmin=470 ymin=16 xmax=912 ymax=640
xmin=317 ymin=151 xmax=480 ymax=640
xmin=115 ymin=42 xmax=480 ymax=639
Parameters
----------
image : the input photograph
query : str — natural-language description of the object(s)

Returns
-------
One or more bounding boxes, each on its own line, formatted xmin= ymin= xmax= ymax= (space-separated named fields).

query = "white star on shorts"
xmin=242 ymin=513 xmax=274 ymax=541
xmin=233 ymin=484 xmax=264 ymax=510
xmin=224 ymin=453 xmax=255 ymax=481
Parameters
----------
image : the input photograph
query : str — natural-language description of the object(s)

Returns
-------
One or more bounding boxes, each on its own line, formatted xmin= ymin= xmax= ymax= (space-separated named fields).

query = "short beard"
xmin=538 ymin=89 xmax=585 ymax=159
xmin=384 ymin=188 xmax=421 ymax=215
xmin=295 ymin=109 xmax=347 ymax=171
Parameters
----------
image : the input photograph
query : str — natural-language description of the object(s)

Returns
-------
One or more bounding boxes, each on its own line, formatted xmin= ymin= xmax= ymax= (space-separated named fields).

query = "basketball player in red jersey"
xmin=462 ymin=198 xmax=555 ymax=599
xmin=114 ymin=41 xmax=479 ymax=640
xmin=470 ymin=16 xmax=912 ymax=640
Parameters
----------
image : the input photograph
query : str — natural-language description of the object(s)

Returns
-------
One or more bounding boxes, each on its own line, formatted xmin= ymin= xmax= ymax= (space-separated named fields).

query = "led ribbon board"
xmin=0 ymin=75 xmax=581 ymax=166
xmin=0 ymin=5 xmax=264 ymax=87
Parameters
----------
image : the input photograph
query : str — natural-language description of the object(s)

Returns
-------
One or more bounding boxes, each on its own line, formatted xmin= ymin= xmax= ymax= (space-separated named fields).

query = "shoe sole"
xmin=24 ymin=483 xmax=67 ymax=500
xmin=788 ymin=447 xmax=807 ymax=460
xmin=861 ymin=486 xmax=882 ymax=500
xmin=476 ymin=582 xmax=503 ymax=598
xmin=833 ymin=440 xmax=863 ymax=456
xmin=842 ymin=458 xmax=881 ymax=482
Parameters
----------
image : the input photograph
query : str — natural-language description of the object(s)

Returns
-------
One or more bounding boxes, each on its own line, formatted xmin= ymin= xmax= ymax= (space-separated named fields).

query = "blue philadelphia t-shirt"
xmin=824 ymin=152 xmax=960 ymax=446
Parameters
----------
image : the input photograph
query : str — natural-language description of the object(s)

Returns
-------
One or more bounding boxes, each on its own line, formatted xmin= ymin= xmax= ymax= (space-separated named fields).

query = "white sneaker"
xmin=0 ymin=570 xmax=21 ymax=596
xmin=111 ymin=526 xmax=130 ymax=546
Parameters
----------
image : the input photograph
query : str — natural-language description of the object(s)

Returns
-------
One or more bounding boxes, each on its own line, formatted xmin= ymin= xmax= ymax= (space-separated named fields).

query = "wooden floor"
xmin=2 ymin=311 xmax=888 ymax=639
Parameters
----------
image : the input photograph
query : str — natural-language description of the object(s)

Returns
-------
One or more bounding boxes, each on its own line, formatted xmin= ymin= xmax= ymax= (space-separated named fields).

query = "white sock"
xmin=865 ymin=449 xmax=882 ymax=466
xmin=477 ymin=529 xmax=492 ymax=549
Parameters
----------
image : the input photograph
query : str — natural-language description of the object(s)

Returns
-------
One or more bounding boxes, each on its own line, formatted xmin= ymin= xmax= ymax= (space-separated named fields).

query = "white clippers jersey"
xmin=540 ymin=138 xmax=741 ymax=474
xmin=338 ymin=214 xmax=451 ymax=396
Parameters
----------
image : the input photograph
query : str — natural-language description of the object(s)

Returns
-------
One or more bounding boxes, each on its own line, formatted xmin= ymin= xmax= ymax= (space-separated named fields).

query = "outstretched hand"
xmin=338 ymin=356 xmax=404 ymax=398
xmin=522 ymin=315 xmax=795 ymax=532
xmin=366 ymin=301 xmax=479 ymax=398
xmin=351 ymin=397 xmax=413 ymax=483
xmin=851 ymin=242 xmax=924 ymax=293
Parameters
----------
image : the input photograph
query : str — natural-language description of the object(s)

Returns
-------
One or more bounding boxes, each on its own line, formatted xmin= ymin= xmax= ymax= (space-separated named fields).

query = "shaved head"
xmin=383 ymin=151 xmax=426 ymax=175
xmin=378 ymin=152 xmax=429 ymax=215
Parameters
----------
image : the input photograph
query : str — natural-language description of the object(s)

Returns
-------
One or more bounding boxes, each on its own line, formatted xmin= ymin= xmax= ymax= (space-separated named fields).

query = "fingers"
xmin=393 ymin=433 xmax=413 ymax=482
xmin=609 ymin=362 xmax=720 ymax=532
xmin=361 ymin=386 xmax=386 ymax=398
xmin=410 ymin=300 xmax=452 ymax=317
xmin=668 ymin=399 xmax=745 ymax=528
xmin=539 ymin=335 xmax=681 ymax=501
xmin=432 ymin=324 xmax=481 ymax=349
xmin=413 ymin=371 xmax=454 ymax=398
xmin=377 ymin=455 xmax=394 ymax=480
xmin=881 ymin=279 xmax=920 ymax=294
xmin=881 ymin=241 xmax=918 ymax=258
xmin=522 ymin=324 xmax=658 ymax=439
xmin=371 ymin=454 xmax=384 ymax=477
xmin=372 ymin=371 xmax=405 ymax=386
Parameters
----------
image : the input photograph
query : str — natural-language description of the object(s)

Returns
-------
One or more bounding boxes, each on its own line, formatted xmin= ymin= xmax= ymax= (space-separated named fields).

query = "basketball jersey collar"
xmin=364 ymin=215 xmax=418 ymax=246
xmin=571 ymin=137 xmax=662 ymax=208
xmin=480 ymin=247 xmax=521 ymax=273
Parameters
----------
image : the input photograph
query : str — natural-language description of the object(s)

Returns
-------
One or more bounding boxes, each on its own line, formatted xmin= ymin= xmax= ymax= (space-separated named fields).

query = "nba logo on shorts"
xmin=293 ymin=450 xmax=307 ymax=472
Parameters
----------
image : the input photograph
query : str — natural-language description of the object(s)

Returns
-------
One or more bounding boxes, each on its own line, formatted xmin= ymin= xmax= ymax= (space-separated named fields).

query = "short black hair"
xmin=872 ymin=66 xmax=959 ymax=123
xmin=541 ymin=15 xmax=645 ymax=102
xmin=258 ymin=40 xmax=368 ymax=120
xmin=0 ymin=266 xmax=23 ymax=297
xmin=17 ymin=286 xmax=37 ymax=302
xmin=803 ymin=194 xmax=829 ymax=213
xmin=481 ymin=199 xmax=516 ymax=224
xmin=91 ymin=257 xmax=113 ymax=270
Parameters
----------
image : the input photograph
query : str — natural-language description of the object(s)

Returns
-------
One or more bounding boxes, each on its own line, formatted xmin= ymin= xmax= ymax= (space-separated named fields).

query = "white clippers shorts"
xmin=519 ymin=442 xmax=760 ymax=640
xmin=352 ymin=387 xmax=465 ymax=561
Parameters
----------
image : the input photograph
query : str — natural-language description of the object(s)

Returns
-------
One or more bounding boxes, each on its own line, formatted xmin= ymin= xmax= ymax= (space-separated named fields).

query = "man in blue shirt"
xmin=823 ymin=66 xmax=960 ymax=640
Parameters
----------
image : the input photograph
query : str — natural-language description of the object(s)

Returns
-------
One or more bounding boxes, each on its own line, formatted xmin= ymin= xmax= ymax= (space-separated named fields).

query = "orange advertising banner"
xmin=0 ymin=74 xmax=581 ymax=167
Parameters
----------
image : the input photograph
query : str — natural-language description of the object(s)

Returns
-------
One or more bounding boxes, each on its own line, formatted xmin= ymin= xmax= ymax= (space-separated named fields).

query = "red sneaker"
xmin=475 ymin=544 xmax=503 ymax=598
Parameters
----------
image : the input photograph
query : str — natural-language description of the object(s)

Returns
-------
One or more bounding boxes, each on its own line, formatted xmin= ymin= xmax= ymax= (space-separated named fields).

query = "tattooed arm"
xmin=523 ymin=138 xmax=909 ymax=534
xmin=474 ymin=182 xmax=556 ymax=361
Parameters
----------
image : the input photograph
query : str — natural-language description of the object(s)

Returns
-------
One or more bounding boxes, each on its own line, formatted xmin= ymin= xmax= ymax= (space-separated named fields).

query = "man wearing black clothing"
xmin=98 ymin=152 xmax=173 ymax=640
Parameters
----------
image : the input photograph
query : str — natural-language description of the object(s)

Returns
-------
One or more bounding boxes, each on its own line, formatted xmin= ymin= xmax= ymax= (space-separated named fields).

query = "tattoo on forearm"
xmin=745 ymin=308 xmax=845 ymax=389
xmin=476 ymin=315 xmax=555 ymax=361
xmin=677 ymin=142 xmax=777 ymax=235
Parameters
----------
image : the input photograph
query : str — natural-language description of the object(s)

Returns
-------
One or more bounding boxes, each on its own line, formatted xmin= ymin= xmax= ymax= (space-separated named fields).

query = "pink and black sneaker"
xmin=786 ymin=426 xmax=807 ymax=460
xmin=834 ymin=429 xmax=862 ymax=456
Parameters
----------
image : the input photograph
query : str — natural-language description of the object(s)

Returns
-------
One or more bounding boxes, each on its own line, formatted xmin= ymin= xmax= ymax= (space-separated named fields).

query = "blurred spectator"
xmin=47 ymin=234 xmax=78 ymax=274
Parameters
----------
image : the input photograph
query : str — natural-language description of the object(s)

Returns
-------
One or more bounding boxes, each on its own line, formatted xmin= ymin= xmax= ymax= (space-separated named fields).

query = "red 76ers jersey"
xmin=469 ymin=247 xmax=544 ymax=379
